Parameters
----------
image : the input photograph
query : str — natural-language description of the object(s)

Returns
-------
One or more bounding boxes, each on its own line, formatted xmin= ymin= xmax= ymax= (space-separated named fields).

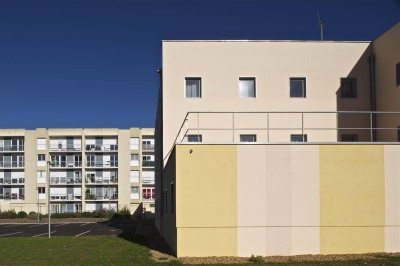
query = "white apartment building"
xmin=0 ymin=128 xmax=155 ymax=215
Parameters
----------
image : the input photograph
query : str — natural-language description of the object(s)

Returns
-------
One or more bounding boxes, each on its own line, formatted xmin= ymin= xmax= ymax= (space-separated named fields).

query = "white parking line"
xmin=29 ymin=224 xmax=43 ymax=227
xmin=0 ymin=232 xmax=22 ymax=237
xmin=4 ymin=225 xmax=19 ymax=228
xmin=55 ymin=223 xmax=68 ymax=227
xmin=75 ymin=230 xmax=91 ymax=236
xmin=33 ymin=231 xmax=57 ymax=237
xmin=79 ymin=223 xmax=92 ymax=227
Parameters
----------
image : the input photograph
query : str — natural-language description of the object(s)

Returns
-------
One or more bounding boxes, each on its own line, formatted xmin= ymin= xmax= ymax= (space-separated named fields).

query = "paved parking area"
xmin=0 ymin=220 xmax=140 ymax=238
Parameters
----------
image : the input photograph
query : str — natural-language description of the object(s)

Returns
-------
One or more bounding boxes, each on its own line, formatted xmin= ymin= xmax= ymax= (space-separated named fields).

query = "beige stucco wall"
xmin=161 ymin=41 xmax=372 ymax=161
xmin=373 ymin=22 xmax=400 ymax=141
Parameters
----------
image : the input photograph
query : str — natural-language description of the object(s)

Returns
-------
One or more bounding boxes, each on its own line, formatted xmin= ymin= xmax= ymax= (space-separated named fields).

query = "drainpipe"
xmin=369 ymin=55 xmax=376 ymax=141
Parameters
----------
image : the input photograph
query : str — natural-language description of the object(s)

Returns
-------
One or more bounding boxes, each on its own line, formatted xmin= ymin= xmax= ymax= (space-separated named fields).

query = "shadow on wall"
xmin=336 ymin=45 xmax=374 ymax=142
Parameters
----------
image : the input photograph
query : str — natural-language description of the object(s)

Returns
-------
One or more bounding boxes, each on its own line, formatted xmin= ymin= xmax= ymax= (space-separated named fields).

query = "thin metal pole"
xmin=370 ymin=113 xmax=373 ymax=142
xmin=267 ymin=113 xmax=270 ymax=142
xmin=47 ymin=161 xmax=51 ymax=238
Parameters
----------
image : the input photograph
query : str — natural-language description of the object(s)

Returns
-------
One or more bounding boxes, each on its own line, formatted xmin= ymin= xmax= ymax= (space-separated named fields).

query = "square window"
xmin=398 ymin=127 xmax=400 ymax=142
xmin=185 ymin=78 xmax=201 ymax=98
xmin=240 ymin=135 xmax=257 ymax=142
xmin=341 ymin=134 xmax=359 ymax=142
xmin=38 ymin=187 xmax=45 ymax=194
xmin=396 ymin=63 xmax=400 ymax=86
xmin=131 ymin=154 xmax=139 ymax=161
xmin=291 ymin=134 xmax=307 ymax=142
xmin=290 ymin=78 xmax=306 ymax=98
xmin=239 ymin=78 xmax=256 ymax=98
xmin=37 ymin=154 xmax=45 ymax=161
xmin=186 ymin=135 xmax=202 ymax=142
xmin=340 ymin=78 xmax=357 ymax=98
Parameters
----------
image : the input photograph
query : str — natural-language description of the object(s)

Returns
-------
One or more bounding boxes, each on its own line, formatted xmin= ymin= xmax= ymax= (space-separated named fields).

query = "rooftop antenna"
xmin=317 ymin=11 xmax=324 ymax=41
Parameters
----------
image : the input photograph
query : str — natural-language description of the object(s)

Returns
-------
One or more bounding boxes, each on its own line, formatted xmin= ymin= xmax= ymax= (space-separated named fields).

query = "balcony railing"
xmin=50 ymin=194 xmax=81 ymax=201
xmin=0 ymin=178 xmax=25 ymax=185
xmin=142 ymin=161 xmax=155 ymax=167
xmin=50 ymin=177 xmax=82 ymax=185
xmin=0 ymin=145 xmax=24 ymax=152
xmin=0 ymin=193 xmax=24 ymax=200
xmin=49 ymin=145 xmax=82 ymax=152
xmin=50 ymin=161 xmax=82 ymax=168
xmin=85 ymin=145 xmax=118 ymax=152
xmin=142 ymin=177 xmax=155 ymax=185
xmin=142 ymin=144 xmax=154 ymax=151
xmin=0 ymin=162 xmax=24 ymax=168
xmin=86 ymin=162 xmax=118 ymax=168
xmin=85 ymin=177 xmax=118 ymax=184
xmin=85 ymin=194 xmax=118 ymax=200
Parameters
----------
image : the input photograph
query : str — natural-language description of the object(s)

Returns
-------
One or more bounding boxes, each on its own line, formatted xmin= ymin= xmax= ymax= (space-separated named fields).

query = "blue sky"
xmin=0 ymin=0 xmax=399 ymax=129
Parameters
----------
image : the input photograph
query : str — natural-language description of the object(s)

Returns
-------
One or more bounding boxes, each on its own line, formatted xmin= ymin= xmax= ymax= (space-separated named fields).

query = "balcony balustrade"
xmin=86 ymin=162 xmax=118 ymax=168
xmin=0 ymin=178 xmax=24 ymax=184
xmin=49 ymin=145 xmax=82 ymax=152
xmin=0 ymin=161 xmax=24 ymax=168
xmin=50 ymin=194 xmax=82 ymax=201
xmin=85 ymin=177 xmax=118 ymax=184
xmin=50 ymin=161 xmax=82 ymax=168
xmin=142 ymin=143 xmax=154 ymax=151
xmin=0 ymin=193 xmax=24 ymax=200
xmin=0 ymin=145 xmax=24 ymax=152
xmin=85 ymin=193 xmax=118 ymax=200
xmin=50 ymin=177 xmax=82 ymax=185
xmin=85 ymin=144 xmax=118 ymax=152
xmin=142 ymin=161 xmax=155 ymax=167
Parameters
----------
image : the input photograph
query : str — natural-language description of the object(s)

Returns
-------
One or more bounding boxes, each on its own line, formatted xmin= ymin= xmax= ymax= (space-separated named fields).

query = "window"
xmin=185 ymin=78 xmax=201 ymax=98
xmin=130 ymin=170 xmax=139 ymax=183
xmin=291 ymin=134 xmax=307 ymax=142
xmin=130 ymin=154 xmax=139 ymax=166
xmin=130 ymin=138 xmax=139 ymax=150
xmin=143 ymin=188 xmax=155 ymax=199
xmin=130 ymin=186 xmax=139 ymax=199
xmin=38 ymin=187 xmax=45 ymax=194
xmin=290 ymin=78 xmax=306 ymax=98
xmin=170 ymin=183 xmax=175 ymax=214
xmin=37 ymin=170 xmax=46 ymax=183
xmin=239 ymin=78 xmax=256 ymax=98
xmin=186 ymin=135 xmax=202 ymax=142
xmin=340 ymin=78 xmax=357 ymax=98
xmin=240 ymin=135 xmax=256 ymax=142
xmin=341 ymin=134 xmax=359 ymax=142
xmin=37 ymin=154 xmax=45 ymax=161
xmin=397 ymin=63 xmax=400 ymax=86
xmin=398 ymin=127 xmax=400 ymax=142
xmin=37 ymin=138 xmax=46 ymax=150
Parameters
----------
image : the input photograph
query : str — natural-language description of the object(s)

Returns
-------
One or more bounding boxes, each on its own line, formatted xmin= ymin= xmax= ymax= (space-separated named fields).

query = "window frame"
xmin=290 ymin=77 xmax=306 ymax=98
xmin=239 ymin=134 xmax=257 ymax=142
xmin=37 ymin=154 xmax=46 ymax=161
xmin=238 ymin=77 xmax=256 ymax=98
xmin=186 ymin=134 xmax=202 ymax=143
xmin=290 ymin=134 xmax=308 ymax=142
xmin=340 ymin=78 xmax=357 ymax=98
xmin=185 ymin=77 xmax=202 ymax=98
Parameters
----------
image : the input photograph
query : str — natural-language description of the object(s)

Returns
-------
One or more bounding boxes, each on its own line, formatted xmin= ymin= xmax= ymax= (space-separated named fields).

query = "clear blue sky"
xmin=0 ymin=0 xmax=399 ymax=129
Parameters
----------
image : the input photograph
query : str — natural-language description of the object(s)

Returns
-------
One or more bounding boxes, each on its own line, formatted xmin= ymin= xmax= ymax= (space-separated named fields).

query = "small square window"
xmin=397 ymin=127 xmax=400 ymax=142
xmin=240 ymin=135 xmax=256 ymax=142
xmin=290 ymin=78 xmax=306 ymax=98
xmin=38 ymin=187 xmax=45 ymax=194
xmin=185 ymin=78 xmax=201 ymax=98
xmin=186 ymin=135 xmax=202 ymax=142
xmin=239 ymin=78 xmax=256 ymax=98
xmin=291 ymin=134 xmax=307 ymax=142
xmin=37 ymin=154 xmax=45 ymax=161
xmin=340 ymin=78 xmax=357 ymax=98
xmin=396 ymin=63 xmax=400 ymax=86
xmin=341 ymin=134 xmax=358 ymax=142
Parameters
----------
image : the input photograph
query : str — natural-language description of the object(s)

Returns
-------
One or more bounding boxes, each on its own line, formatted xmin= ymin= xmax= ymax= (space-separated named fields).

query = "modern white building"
xmin=0 ymin=128 xmax=155 ymax=215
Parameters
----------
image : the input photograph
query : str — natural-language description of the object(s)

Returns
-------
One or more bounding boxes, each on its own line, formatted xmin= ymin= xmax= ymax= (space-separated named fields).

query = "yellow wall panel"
xmin=320 ymin=145 xmax=385 ymax=254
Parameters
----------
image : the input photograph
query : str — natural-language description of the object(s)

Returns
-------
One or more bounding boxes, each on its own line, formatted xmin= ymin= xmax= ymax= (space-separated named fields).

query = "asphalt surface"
xmin=0 ymin=220 xmax=140 ymax=238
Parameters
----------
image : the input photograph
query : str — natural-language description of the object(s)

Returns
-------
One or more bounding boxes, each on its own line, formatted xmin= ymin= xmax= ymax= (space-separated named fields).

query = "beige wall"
xmin=161 ymin=41 xmax=371 ymax=161
xmin=373 ymin=22 xmax=400 ymax=141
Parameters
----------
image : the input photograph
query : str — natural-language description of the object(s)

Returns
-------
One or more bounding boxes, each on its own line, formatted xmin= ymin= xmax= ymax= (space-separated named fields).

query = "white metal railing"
xmin=0 ymin=193 xmax=24 ymax=200
xmin=50 ymin=161 xmax=82 ymax=168
xmin=85 ymin=177 xmax=118 ymax=184
xmin=50 ymin=194 xmax=81 ymax=201
xmin=0 ymin=161 xmax=24 ymax=168
xmin=0 ymin=145 xmax=24 ymax=152
xmin=50 ymin=177 xmax=82 ymax=185
xmin=49 ymin=145 xmax=82 ymax=152
xmin=85 ymin=193 xmax=118 ymax=200
xmin=85 ymin=144 xmax=118 ymax=151
xmin=142 ymin=143 xmax=155 ymax=150
xmin=165 ymin=111 xmax=400 ymax=161
xmin=0 ymin=178 xmax=24 ymax=184
xmin=86 ymin=162 xmax=118 ymax=167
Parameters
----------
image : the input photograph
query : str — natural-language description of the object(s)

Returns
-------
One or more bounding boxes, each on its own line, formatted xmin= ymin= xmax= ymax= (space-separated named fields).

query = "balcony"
xmin=0 ymin=162 xmax=24 ymax=168
xmin=50 ymin=161 xmax=82 ymax=168
xmin=85 ymin=144 xmax=118 ymax=152
xmin=50 ymin=177 xmax=82 ymax=185
xmin=142 ymin=143 xmax=154 ymax=151
xmin=0 ymin=178 xmax=25 ymax=185
xmin=142 ymin=161 xmax=155 ymax=167
xmin=85 ymin=176 xmax=118 ymax=185
xmin=86 ymin=162 xmax=118 ymax=168
xmin=0 ymin=193 xmax=24 ymax=200
xmin=49 ymin=145 xmax=82 ymax=152
xmin=85 ymin=193 xmax=118 ymax=201
xmin=0 ymin=145 xmax=24 ymax=152
xmin=50 ymin=194 xmax=81 ymax=201
xmin=142 ymin=177 xmax=155 ymax=185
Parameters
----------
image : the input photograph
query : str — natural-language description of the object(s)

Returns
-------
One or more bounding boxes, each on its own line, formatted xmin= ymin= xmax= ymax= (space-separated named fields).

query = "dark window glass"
xmin=341 ymin=134 xmax=359 ymax=142
xmin=290 ymin=78 xmax=306 ymax=98
xmin=396 ymin=63 xmax=400 ymax=86
xmin=187 ymin=135 xmax=202 ymax=142
xmin=291 ymin=134 xmax=307 ymax=142
xmin=240 ymin=135 xmax=257 ymax=142
xmin=340 ymin=78 xmax=357 ymax=98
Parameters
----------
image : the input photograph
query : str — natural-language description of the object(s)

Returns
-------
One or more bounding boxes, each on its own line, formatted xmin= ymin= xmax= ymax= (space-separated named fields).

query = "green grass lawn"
xmin=0 ymin=235 xmax=163 ymax=266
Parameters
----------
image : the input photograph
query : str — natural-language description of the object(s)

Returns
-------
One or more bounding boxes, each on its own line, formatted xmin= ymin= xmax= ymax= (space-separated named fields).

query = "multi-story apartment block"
xmin=0 ymin=128 xmax=155 ymax=215
xmin=155 ymin=23 xmax=400 ymax=257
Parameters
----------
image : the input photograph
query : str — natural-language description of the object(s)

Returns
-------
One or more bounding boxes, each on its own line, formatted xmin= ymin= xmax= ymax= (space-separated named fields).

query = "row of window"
xmin=185 ymin=77 xmax=358 ymax=99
